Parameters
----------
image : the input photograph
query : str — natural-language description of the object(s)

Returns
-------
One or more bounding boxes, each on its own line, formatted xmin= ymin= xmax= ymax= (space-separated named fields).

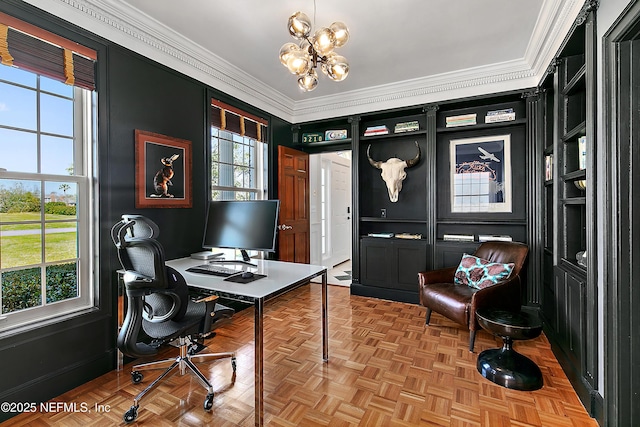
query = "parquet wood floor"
xmin=2 ymin=284 xmax=598 ymax=426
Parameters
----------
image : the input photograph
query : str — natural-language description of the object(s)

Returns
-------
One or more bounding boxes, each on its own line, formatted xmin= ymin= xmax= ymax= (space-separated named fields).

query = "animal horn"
xmin=367 ymin=145 xmax=382 ymax=169
xmin=405 ymin=141 xmax=421 ymax=168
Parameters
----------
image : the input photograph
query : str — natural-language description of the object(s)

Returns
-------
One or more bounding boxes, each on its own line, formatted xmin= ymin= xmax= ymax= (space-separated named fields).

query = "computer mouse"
xmin=241 ymin=271 xmax=254 ymax=279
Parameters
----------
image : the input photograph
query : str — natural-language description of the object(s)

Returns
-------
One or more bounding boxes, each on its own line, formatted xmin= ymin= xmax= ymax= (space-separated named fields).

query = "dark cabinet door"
xmin=393 ymin=240 xmax=428 ymax=291
xmin=360 ymin=238 xmax=393 ymax=288
xmin=360 ymin=238 xmax=428 ymax=291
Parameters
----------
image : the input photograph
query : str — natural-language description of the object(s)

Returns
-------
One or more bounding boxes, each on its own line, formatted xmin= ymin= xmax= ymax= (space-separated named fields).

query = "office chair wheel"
xmin=131 ymin=371 xmax=143 ymax=384
xmin=204 ymin=393 xmax=214 ymax=411
xmin=123 ymin=405 xmax=138 ymax=423
xmin=231 ymin=356 xmax=237 ymax=372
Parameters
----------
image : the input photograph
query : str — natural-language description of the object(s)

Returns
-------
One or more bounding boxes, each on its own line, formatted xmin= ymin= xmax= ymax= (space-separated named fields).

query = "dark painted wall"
xmin=106 ymin=46 xmax=210 ymax=256
xmin=0 ymin=3 xmax=115 ymax=421
xmin=0 ymin=1 xmax=291 ymax=421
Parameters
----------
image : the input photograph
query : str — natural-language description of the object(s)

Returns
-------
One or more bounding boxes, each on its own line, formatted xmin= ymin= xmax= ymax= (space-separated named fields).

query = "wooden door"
xmin=277 ymin=146 xmax=310 ymax=263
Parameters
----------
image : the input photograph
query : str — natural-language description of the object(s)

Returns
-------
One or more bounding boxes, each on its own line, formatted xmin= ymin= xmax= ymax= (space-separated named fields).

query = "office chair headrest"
xmin=111 ymin=215 xmax=160 ymax=248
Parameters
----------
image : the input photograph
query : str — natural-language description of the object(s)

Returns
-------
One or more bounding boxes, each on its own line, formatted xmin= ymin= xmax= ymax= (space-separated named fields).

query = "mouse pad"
xmin=223 ymin=274 xmax=266 ymax=284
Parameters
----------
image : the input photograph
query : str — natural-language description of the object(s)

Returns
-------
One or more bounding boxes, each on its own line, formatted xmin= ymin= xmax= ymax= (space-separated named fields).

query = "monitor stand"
xmin=213 ymin=250 xmax=257 ymax=267
xmin=190 ymin=251 xmax=224 ymax=260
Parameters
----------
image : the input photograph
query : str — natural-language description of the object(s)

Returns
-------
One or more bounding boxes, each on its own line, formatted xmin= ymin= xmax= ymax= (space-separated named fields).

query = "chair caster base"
xmin=131 ymin=371 xmax=143 ymax=384
xmin=123 ymin=405 xmax=138 ymax=424
xmin=204 ymin=393 xmax=214 ymax=411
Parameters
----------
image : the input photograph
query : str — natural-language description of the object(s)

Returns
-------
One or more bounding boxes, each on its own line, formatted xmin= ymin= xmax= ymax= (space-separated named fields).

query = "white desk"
xmin=165 ymin=257 xmax=328 ymax=427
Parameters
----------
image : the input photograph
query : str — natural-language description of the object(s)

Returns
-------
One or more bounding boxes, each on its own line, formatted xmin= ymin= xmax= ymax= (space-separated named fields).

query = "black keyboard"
xmin=186 ymin=264 xmax=238 ymax=277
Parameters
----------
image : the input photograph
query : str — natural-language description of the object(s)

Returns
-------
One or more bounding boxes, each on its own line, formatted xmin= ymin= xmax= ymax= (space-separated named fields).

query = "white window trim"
xmin=0 ymin=87 xmax=96 ymax=335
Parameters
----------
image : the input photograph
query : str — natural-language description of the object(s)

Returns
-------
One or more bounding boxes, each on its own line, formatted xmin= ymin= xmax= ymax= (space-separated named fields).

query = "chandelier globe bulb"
xmin=288 ymin=12 xmax=312 ymax=39
xmin=298 ymin=69 xmax=319 ymax=91
xmin=329 ymin=22 xmax=349 ymax=47
xmin=313 ymin=27 xmax=336 ymax=56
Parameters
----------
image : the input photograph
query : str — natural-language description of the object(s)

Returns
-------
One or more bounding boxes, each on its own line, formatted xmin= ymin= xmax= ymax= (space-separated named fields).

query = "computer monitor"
xmin=202 ymin=199 xmax=280 ymax=263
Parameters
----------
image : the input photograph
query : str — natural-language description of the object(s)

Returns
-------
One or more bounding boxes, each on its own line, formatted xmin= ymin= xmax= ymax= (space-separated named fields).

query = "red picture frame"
xmin=135 ymin=130 xmax=192 ymax=208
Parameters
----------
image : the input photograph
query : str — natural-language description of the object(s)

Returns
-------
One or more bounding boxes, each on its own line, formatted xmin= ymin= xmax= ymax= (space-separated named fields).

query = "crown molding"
xmin=525 ymin=0 xmax=586 ymax=82
xmin=291 ymin=59 xmax=538 ymax=122
xmin=22 ymin=0 xmax=582 ymax=124
xmin=21 ymin=0 xmax=296 ymax=121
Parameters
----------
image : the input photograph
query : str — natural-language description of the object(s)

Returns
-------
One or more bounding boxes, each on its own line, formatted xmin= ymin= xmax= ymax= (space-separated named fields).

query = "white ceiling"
xmin=24 ymin=0 xmax=586 ymax=123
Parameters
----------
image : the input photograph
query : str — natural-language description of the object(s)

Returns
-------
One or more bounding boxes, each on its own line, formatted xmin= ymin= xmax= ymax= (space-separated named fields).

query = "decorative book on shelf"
xmin=545 ymin=154 xmax=553 ymax=181
xmin=394 ymin=121 xmax=419 ymax=133
xmin=395 ymin=233 xmax=422 ymax=240
xmin=578 ymin=136 xmax=587 ymax=170
xmin=364 ymin=125 xmax=389 ymax=136
xmin=443 ymin=234 xmax=475 ymax=242
xmin=367 ymin=232 xmax=394 ymax=238
xmin=485 ymin=108 xmax=516 ymax=123
xmin=445 ymin=113 xmax=476 ymax=128
xmin=478 ymin=234 xmax=513 ymax=242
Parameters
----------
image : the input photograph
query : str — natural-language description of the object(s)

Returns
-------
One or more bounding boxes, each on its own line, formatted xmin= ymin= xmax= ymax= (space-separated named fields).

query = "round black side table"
xmin=476 ymin=307 xmax=543 ymax=391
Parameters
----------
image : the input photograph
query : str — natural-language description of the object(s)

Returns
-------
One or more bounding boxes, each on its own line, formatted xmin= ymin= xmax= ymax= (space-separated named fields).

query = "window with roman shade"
xmin=0 ymin=11 xmax=96 ymax=90
xmin=210 ymin=99 xmax=269 ymax=202
xmin=0 ymin=12 xmax=97 ymax=333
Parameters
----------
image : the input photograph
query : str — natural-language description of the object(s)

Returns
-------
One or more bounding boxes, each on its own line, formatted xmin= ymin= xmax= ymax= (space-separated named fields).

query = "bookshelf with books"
xmin=433 ymin=94 xmax=529 ymax=277
xmin=538 ymin=2 xmax=598 ymax=415
xmin=355 ymin=107 xmax=431 ymax=303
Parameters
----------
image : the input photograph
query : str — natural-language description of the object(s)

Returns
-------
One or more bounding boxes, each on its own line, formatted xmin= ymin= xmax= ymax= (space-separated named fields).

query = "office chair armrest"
xmin=195 ymin=294 xmax=219 ymax=304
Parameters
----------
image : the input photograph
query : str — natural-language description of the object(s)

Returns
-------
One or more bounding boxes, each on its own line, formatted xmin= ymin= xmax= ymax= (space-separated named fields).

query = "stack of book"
xmin=578 ymin=136 xmax=587 ymax=169
xmin=395 ymin=233 xmax=422 ymax=240
xmin=364 ymin=125 xmax=389 ymax=136
xmin=367 ymin=232 xmax=394 ymax=238
xmin=545 ymin=155 xmax=553 ymax=181
xmin=478 ymin=234 xmax=513 ymax=242
xmin=443 ymin=234 xmax=475 ymax=242
xmin=445 ymin=113 xmax=476 ymax=128
xmin=394 ymin=121 xmax=419 ymax=133
xmin=485 ymin=108 xmax=516 ymax=123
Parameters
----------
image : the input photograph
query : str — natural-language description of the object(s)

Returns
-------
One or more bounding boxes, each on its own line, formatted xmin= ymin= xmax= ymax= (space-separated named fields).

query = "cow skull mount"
xmin=367 ymin=141 xmax=421 ymax=203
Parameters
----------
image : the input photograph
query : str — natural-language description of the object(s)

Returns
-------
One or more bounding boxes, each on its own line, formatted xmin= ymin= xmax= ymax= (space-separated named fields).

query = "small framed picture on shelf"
xmin=449 ymin=134 xmax=512 ymax=213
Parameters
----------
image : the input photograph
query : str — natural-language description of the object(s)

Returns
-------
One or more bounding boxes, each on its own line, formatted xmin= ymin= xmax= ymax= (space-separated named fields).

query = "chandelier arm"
xmin=302 ymin=35 xmax=323 ymax=68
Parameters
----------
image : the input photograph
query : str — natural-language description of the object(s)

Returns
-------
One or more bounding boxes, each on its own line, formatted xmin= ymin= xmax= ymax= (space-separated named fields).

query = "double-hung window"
xmin=210 ymin=100 xmax=268 ymax=259
xmin=0 ymin=14 xmax=97 ymax=333
xmin=210 ymin=99 xmax=268 ymax=201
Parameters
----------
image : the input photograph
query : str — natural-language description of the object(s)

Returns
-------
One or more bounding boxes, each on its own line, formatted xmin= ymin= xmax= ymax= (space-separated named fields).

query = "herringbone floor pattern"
xmin=3 ymin=284 xmax=597 ymax=426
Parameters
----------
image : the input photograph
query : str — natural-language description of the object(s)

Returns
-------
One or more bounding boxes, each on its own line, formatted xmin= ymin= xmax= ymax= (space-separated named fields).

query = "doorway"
xmin=604 ymin=4 xmax=640 ymax=425
xmin=309 ymin=151 xmax=352 ymax=286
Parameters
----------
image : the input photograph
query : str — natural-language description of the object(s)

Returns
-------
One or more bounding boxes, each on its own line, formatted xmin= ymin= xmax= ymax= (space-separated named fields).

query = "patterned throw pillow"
xmin=453 ymin=253 xmax=515 ymax=289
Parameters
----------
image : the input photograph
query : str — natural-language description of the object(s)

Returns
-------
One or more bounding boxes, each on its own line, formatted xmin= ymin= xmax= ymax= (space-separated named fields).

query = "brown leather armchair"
xmin=418 ymin=241 xmax=529 ymax=352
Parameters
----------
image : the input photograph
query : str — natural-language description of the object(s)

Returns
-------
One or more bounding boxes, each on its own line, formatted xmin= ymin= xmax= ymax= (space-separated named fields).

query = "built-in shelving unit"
xmin=539 ymin=1 xmax=598 ymax=417
xmin=353 ymin=108 xmax=430 ymax=302
xmin=433 ymin=96 xmax=529 ymax=278
xmin=291 ymin=117 xmax=353 ymax=152
xmin=291 ymin=93 xmax=534 ymax=305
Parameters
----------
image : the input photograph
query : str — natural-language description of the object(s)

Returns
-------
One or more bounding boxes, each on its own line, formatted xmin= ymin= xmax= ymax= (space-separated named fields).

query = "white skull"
xmin=367 ymin=141 xmax=421 ymax=203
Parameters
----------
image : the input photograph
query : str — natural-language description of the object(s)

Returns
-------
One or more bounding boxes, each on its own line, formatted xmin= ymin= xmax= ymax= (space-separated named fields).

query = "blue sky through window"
xmin=0 ymin=65 xmax=77 ymax=197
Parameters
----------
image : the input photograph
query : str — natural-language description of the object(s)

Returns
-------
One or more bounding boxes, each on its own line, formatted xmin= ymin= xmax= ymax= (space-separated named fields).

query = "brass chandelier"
xmin=279 ymin=10 xmax=350 ymax=92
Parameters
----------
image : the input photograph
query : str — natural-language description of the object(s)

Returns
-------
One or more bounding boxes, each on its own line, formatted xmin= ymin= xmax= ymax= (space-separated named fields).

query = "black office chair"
xmin=111 ymin=214 xmax=236 ymax=424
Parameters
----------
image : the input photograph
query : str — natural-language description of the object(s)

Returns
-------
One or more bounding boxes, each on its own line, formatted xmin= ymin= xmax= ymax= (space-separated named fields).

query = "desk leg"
xmin=322 ymin=271 xmax=328 ymax=362
xmin=254 ymin=297 xmax=264 ymax=427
